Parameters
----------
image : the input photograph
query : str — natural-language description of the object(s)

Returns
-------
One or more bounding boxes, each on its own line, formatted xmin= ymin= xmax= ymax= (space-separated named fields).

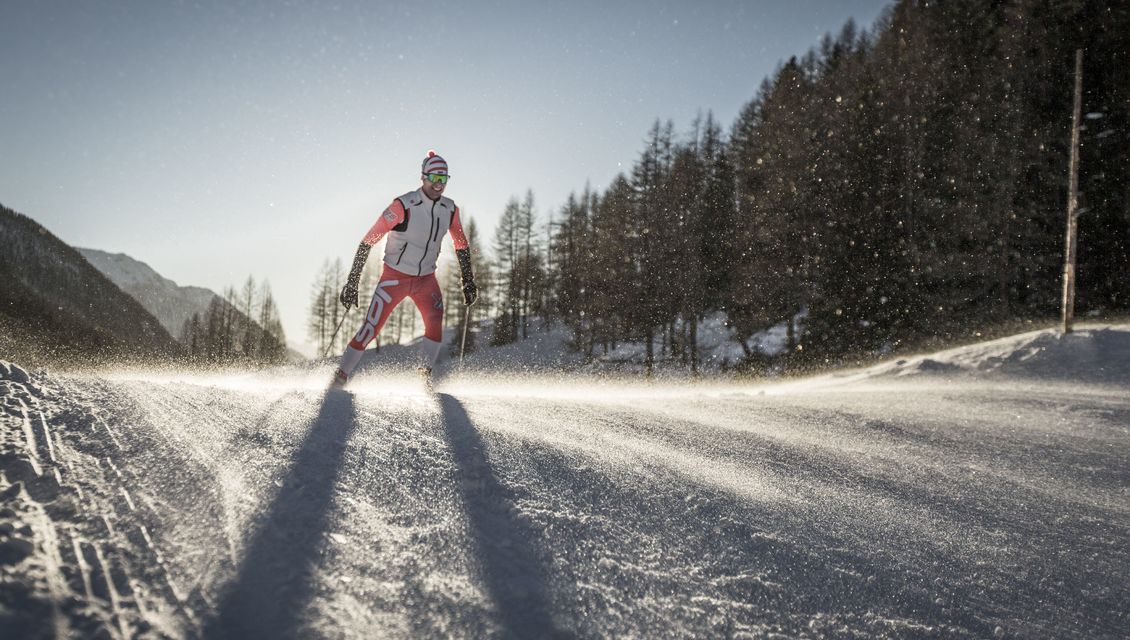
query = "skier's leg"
xmin=337 ymin=272 xmax=409 ymax=379
xmin=408 ymin=273 xmax=445 ymax=371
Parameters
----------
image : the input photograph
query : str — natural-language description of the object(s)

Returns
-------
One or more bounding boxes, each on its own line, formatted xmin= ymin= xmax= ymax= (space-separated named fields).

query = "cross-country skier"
xmin=331 ymin=151 xmax=477 ymax=387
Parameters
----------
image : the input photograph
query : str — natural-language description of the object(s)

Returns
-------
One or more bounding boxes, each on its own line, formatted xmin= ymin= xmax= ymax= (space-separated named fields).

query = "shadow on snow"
xmin=205 ymin=389 xmax=356 ymax=639
xmin=203 ymin=389 xmax=563 ymax=638
xmin=437 ymin=392 xmax=561 ymax=639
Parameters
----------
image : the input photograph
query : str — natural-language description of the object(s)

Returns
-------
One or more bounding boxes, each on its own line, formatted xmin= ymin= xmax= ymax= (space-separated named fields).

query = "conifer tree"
xmin=491 ymin=198 xmax=522 ymax=345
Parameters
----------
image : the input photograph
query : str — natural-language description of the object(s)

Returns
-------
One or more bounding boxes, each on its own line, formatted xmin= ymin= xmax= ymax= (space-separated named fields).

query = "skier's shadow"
xmin=437 ymin=393 xmax=560 ymax=638
xmin=205 ymin=388 xmax=356 ymax=640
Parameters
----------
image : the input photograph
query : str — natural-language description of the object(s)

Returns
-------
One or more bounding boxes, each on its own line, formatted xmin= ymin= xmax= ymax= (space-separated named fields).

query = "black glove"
xmin=340 ymin=243 xmax=371 ymax=309
xmin=340 ymin=282 xmax=358 ymax=308
xmin=456 ymin=247 xmax=477 ymax=306
xmin=462 ymin=280 xmax=478 ymax=306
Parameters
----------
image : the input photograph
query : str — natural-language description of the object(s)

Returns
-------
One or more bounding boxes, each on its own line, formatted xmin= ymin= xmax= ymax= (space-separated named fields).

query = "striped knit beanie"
xmin=421 ymin=150 xmax=449 ymax=176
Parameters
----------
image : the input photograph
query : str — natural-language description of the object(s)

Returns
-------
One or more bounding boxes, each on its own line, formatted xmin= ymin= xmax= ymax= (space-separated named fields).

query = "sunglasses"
xmin=425 ymin=173 xmax=449 ymax=184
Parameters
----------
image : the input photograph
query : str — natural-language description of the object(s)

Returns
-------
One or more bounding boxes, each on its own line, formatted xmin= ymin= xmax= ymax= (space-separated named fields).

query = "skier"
xmin=331 ymin=151 xmax=477 ymax=387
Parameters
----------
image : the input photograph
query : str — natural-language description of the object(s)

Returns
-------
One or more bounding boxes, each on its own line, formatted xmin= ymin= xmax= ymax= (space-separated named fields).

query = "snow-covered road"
xmin=2 ymin=343 xmax=1129 ymax=638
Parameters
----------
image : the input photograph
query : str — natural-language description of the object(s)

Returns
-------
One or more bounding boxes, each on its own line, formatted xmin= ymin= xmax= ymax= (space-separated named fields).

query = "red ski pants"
xmin=348 ymin=265 xmax=444 ymax=350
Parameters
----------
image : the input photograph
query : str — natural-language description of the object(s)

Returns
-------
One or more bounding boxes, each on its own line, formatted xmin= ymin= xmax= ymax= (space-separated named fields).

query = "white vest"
xmin=382 ymin=189 xmax=456 ymax=276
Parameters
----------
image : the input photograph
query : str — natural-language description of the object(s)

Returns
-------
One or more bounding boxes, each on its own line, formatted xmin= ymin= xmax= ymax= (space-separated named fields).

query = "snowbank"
xmin=328 ymin=316 xmax=1130 ymax=388
xmin=865 ymin=325 xmax=1130 ymax=385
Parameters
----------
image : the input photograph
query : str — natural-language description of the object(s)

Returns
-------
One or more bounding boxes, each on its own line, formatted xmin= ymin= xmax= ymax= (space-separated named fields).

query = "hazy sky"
xmin=1 ymin=0 xmax=890 ymax=356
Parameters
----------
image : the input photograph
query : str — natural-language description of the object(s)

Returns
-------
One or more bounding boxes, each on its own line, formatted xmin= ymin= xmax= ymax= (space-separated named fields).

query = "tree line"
xmin=491 ymin=0 xmax=1130 ymax=373
xmin=181 ymin=276 xmax=288 ymax=365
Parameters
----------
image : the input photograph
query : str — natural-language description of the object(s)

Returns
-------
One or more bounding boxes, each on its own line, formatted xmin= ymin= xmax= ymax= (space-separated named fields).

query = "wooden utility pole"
xmin=1061 ymin=49 xmax=1084 ymax=334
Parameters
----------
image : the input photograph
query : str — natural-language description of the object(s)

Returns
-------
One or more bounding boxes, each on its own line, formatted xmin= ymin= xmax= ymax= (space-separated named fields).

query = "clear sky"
xmin=1 ymin=0 xmax=890 ymax=356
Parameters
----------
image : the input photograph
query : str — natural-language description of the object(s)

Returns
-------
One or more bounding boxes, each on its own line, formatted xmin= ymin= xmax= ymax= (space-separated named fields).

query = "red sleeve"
xmin=361 ymin=199 xmax=406 ymax=246
xmin=448 ymin=206 xmax=469 ymax=250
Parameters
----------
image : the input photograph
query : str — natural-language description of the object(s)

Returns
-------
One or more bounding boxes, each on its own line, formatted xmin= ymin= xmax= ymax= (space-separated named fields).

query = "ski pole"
xmin=459 ymin=306 xmax=472 ymax=364
xmin=322 ymin=312 xmax=350 ymax=359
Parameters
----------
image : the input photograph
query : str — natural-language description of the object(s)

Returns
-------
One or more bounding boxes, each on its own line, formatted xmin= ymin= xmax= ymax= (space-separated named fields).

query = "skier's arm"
xmin=448 ymin=206 xmax=470 ymax=251
xmin=340 ymin=200 xmax=406 ymax=309
xmin=361 ymin=200 xmax=407 ymax=246
xmin=450 ymin=207 xmax=477 ymax=305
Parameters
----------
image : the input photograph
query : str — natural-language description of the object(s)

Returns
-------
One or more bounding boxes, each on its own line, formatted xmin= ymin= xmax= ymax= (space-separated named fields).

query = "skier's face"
xmin=421 ymin=173 xmax=447 ymax=200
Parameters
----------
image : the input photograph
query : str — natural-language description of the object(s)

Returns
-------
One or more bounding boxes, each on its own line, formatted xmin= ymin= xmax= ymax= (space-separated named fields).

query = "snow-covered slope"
xmin=77 ymin=248 xmax=217 ymax=341
xmin=2 ymin=327 xmax=1128 ymax=638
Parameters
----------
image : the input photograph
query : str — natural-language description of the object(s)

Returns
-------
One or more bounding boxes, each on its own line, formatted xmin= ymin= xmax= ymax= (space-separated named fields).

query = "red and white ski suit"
xmin=337 ymin=189 xmax=469 ymax=376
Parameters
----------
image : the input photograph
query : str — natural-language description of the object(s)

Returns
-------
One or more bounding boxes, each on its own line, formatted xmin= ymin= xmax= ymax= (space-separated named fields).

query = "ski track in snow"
xmin=1 ymin=358 xmax=1128 ymax=638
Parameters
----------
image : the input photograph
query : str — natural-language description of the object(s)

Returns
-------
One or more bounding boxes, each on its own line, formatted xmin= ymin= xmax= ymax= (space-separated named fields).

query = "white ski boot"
xmin=330 ymin=368 xmax=349 ymax=389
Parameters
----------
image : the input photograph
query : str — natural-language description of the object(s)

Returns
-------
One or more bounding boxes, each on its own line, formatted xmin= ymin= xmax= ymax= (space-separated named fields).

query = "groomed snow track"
xmin=1 ymin=342 xmax=1128 ymax=638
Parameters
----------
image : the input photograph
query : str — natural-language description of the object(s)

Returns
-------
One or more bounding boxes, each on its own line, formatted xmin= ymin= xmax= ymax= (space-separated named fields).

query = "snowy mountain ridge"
xmin=77 ymin=248 xmax=218 ymax=341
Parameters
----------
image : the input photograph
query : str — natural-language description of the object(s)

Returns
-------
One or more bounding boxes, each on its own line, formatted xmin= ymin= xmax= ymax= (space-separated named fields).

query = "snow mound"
xmin=900 ymin=358 xmax=963 ymax=375
xmin=871 ymin=325 xmax=1130 ymax=384
xmin=327 ymin=318 xmax=1130 ymax=388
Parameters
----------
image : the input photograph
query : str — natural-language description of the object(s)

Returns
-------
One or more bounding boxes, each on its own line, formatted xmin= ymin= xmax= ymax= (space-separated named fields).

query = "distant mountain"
xmin=77 ymin=248 xmax=217 ymax=340
xmin=77 ymin=248 xmax=303 ymax=362
xmin=0 ymin=204 xmax=181 ymax=367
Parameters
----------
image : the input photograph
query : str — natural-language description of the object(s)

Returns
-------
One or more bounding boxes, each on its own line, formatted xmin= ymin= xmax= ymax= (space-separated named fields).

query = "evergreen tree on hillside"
xmin=491 ymin=198 xmax=522 ymax=345
xmin=727 ymin=63 xmax=810 ymax=360
xmin=698 ymin=112 xmax=737 ymax=313
xmin=516 ymin=190 xmax=541 ymax=339
xmin=630 ymin=120 xmax=677 ymax=375
xmin=588 ymin=176 xmax=636 ymax=356
xmin=257 ymin=282 xmax=287 ymax=363
xmin=552 ymin=190 xmax=594 ymax=351
xmin=665 ymin=139 xmax=706 ymax=369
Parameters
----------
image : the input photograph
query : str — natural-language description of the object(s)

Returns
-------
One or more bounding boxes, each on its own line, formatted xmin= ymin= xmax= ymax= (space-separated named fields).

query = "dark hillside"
xmin=0 ymin=204 xmax=181 ymax=368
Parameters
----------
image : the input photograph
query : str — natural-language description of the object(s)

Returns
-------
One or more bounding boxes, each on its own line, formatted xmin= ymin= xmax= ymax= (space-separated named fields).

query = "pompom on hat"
xmin=421 ymin=150 xmax=449 ymax=176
